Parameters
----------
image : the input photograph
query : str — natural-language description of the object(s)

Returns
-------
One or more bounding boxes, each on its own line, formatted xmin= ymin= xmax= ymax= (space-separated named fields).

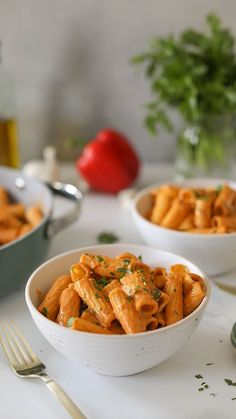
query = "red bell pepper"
xmin=76 ymin=129 xmax=140 ymax=194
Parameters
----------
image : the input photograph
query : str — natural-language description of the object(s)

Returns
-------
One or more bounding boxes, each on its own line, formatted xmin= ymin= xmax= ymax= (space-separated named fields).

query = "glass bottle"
xmin=0 ymin=42 xmax=20 ymax=168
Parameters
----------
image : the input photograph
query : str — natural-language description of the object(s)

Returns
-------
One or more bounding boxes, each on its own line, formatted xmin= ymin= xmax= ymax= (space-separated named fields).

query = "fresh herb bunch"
xmin=132 ymin=14 xmax=236 ymax=135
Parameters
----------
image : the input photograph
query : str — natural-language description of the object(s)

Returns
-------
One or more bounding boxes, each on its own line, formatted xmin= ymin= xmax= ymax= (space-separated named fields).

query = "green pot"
xmin=0 ymin=166 xmax=83 ymax=297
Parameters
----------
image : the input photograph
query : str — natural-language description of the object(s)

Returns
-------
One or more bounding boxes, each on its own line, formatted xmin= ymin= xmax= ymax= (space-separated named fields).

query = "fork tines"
xmin=0 ymin=320 xmax=39 ymax=370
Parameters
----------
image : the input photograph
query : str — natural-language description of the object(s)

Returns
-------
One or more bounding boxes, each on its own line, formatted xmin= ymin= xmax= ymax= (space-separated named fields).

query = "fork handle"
xmin=39 ymin=373 xmax=86 ymax=418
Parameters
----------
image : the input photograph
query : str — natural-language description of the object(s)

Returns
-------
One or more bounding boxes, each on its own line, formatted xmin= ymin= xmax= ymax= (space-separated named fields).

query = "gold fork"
xmin=0 ymin=320 xmax=86 ymax=419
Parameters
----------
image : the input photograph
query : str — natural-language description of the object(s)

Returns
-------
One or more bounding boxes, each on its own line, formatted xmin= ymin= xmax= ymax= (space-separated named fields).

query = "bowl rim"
xmin=132 ymin=177 xmax=236 ymax=239
xmin=25 ymin=243 xmax=211 ymax=340
xmin=0 ymin=166 xmax=52 ymax=251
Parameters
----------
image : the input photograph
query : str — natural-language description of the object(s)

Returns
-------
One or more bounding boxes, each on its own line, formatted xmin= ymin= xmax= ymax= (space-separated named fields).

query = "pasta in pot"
xmin=37 ymin=252 xmax=206 ymax=335
xmin=0 ymin=185 xmax=43 ymax=246
xmin=148 ymin=183 xmax=236 ymax=233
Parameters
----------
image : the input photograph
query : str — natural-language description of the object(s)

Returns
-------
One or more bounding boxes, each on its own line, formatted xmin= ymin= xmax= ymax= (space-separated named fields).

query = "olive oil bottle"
xmin=0 ymin=118 xmax=20 ymax=167
xmin=0 ymin=43 xmax=20 ymax=168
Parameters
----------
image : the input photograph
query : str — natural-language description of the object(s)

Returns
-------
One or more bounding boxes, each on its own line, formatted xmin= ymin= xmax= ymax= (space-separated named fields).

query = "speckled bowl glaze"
xmin=132 ymin=178 xmax=236 ymax=276
xmin=25 ymin=244 xmax=210 ymax=377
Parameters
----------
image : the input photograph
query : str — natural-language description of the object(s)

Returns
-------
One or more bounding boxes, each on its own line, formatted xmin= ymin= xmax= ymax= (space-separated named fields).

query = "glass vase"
xmin=175 ymin=115 xmax=236 ymax=180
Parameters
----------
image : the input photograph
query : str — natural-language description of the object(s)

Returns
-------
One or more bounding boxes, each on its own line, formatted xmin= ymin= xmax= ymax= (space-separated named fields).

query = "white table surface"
xmin=1 ymin=163 xmax=236 ymax=419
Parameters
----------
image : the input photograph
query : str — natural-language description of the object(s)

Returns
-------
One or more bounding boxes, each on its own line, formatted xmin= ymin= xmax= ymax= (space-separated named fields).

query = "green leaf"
xmin=67 ymin=317 xmax=76 ymax=327
xmin=132 ymin=13 xmax=236 ymax=134
xmin=97 ymin=231 xmax=119 ymax=244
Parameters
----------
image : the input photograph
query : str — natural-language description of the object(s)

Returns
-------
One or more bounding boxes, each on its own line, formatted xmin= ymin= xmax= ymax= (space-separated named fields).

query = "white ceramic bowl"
xmin=25 ymin=244 xmax=210 ymax=376
xmin=132 ymin=178 xmax=236 ymax=276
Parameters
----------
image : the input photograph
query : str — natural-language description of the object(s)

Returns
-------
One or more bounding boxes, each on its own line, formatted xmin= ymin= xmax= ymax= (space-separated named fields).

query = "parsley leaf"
xmin=151 ymin=289 xmax=161 ymax=301
xmin=67 ymin=317 xmax=76 ymax=327
xmin=42 ymin=307 xmax=48 ymax=317
xmin=224 ymin=379 xmax=236 ymax=386
xmin=97 ymin=231 xmax=119 ymax=244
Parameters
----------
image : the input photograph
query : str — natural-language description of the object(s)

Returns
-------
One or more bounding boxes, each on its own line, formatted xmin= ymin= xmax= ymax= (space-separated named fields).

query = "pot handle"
xmin=45 ymin=181 xmax=83 ymax=238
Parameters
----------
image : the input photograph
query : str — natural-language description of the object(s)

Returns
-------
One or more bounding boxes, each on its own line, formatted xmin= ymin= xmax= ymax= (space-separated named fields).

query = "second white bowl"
xmin=132 ymin=178 xmax=236 ymax=276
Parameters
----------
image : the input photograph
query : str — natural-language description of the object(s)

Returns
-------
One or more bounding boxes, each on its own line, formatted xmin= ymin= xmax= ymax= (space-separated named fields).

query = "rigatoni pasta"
xmin=148 ymin=183 xmax=236 ymax=233
xmin=37 ymin=252 xmax=206 ymax=334
xmin=0 ymin=185 xmax=43 ymax=246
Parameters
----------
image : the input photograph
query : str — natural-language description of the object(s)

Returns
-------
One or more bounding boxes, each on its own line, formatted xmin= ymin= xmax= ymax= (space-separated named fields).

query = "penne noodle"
xmin=38 ymin=274 xmax=72 ymax=321
xmin=161 ymin=198 xmax=191 ymax=229
xmin=120 ymin=271 xmax=158 ymax=315
xmin=80 ymin=309 xmax=102 ymax=325
xmin=25 ymin=206 xmax=43 ymax=227
xmin=179 ymin=213 xmax=195 ymax=231
xmin=194 ymin=198 xmax=212 ymax=229
xmin=164 ymin=273 xmax=183 ymax=325
xmin=150 ymin=185 xmax=179 ymax=225
xmin=109 ymin=287 xmax=147 ymax=334
xmin=183 ymin=273 xmax=193 ymax=296
xmin=170 ymin=264 xmax=189 ymax=276
xmin=184 ymin=282 xmax=205 ymax=317
xmin=3 ymin=203 xmax=25 ymax=219
xmin=151 ymin=267 xmax=167 ymax=289
xmin=70 ymin=263 xmax=91 ymax=282
xmin=178 ymin=188 xmax=196 ymax=205
xmin=134 ymin=292 xmax=158 ymax=315
xmin=103 ymin=279 xmax=121 ymax=297
xmin=0 ymin=212 xmax=22 ymax=228
xmin=79 ymin=253 xmax=130 ymax=278
xmin=157 ymin=291 xmax=170 ymax=313
xmin=74 ymin=277 xmax=116 ymax=328
xmin=214 ymin=184 xmax=236 ymax=216
xmin=57 ymin=287 xmax=81 ymax=326
xmin=144 ymin=315 xmax=158 ymax=331
xmin=155 ymin=311 xmax=166 ymax=328
xmin=72 ymin=318 xmax=111 ymax=334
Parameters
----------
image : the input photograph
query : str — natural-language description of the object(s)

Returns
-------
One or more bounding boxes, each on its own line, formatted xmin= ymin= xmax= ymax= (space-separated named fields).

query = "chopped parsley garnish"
xmin=123 ymin=259 xmax=131 ymax=265
xmin=95 ymin=292 xmax=102 ymax=299
xmin=198 ymin=388 xmax=204 ymax=391
xmin=97 ymin=231 xmax=119 ymax=244
xmin=42 ymin=307 xmax=48 ymax=317
xmin=138 ymin=255 xmax=142 ymax=261
xmin=151 ymin=289 xmax=161 ymax=301
xmin=195 ymin=374 xmax=203 ymax=379
xmin=67 ymin=317 xmax=76 ymax=327
xmin=96 ymin=255 xmax=104 ymax=263
xmin=224 ymin=379 xmax=236 ymax=386
xmin=232 ymin=398 xmax=236 ymax=400
xmin=94 ymin=277 xmax=109 ymax=290
xmin=206 ymin=362 xmax=214 ymax=366
xmin=117 ymin=267 xmax=131 ymax=275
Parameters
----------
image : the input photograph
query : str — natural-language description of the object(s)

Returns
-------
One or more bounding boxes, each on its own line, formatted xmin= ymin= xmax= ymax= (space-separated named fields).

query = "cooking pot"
xmin=0 ymin=166 xmax=83 ymax=297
